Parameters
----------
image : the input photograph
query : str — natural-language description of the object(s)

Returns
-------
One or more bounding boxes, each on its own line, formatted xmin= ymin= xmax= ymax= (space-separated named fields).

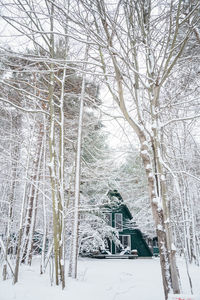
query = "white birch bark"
xmin=41 ymin=115 xmax=47 ymax=274
xmin=68 ymin=44 xmax=89 ymax=279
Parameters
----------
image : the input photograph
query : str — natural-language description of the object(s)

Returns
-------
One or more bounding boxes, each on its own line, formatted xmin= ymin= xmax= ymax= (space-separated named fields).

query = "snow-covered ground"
xmin=0 ymin=257 xmax=200 ymax=300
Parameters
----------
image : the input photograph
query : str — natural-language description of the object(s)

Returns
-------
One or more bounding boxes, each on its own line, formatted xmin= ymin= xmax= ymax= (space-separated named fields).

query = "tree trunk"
xmin=40 ymin=115 xmax=47 ymax=275
xmin=13 ymin=122 xmax=34 ymax=284
xmin=68 ymin=44 xmax=89 ymax=279
xmin=140 ymin=127 xmax=180 ymax=298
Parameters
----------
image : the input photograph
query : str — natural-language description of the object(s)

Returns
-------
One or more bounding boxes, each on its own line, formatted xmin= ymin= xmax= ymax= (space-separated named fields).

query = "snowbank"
xmin=0 ymin=257 xmax=199 ymax=300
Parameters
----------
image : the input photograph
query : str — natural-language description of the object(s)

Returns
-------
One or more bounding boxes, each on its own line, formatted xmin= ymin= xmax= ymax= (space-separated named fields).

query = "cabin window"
xmin=153 ymin=238 xmax=158 ymax=247
xmin=115 ymin=213 xmax=123 ymax=231
xmin=120 ymin=235 xmax=131 ymax=249
xmin=105 ymin=213 xmax=112 ymax=226
xmin=116 ymin=235 xmax=131 ymax=253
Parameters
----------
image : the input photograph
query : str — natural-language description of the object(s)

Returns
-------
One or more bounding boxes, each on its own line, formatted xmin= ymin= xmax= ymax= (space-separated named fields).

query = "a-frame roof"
xmin=106 ymin=190 xmax=133 ymax=220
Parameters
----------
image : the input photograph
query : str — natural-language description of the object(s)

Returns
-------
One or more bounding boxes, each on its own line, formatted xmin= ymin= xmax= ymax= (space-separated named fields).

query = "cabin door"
xmin=116 ymin=235 xmax=131 ymax=253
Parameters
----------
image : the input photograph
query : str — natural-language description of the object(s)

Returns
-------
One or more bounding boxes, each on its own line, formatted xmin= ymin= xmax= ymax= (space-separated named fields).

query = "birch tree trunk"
xmin=40 ymin=115 xmax=47 ymax=275
xmin=68 ymin=44 xmax=89 ymax=279
xmin=57 ymin=65 xmax=66 ymax=289
xmin=48 ymin=1 xmax=60 ymax=285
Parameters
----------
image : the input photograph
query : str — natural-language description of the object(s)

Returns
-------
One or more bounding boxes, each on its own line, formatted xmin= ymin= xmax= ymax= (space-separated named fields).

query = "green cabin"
xmin=103 ymin=190 xmax=152 ymax=257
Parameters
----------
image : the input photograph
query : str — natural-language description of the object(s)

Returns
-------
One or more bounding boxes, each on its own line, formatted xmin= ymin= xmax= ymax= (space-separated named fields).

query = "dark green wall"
xmin=106 ymin=205 xmax=152 ymax=257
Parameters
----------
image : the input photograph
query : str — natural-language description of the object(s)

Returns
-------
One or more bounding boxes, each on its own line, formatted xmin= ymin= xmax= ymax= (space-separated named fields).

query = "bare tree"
xmin=69 ymin=0 xmax=200 ymax=297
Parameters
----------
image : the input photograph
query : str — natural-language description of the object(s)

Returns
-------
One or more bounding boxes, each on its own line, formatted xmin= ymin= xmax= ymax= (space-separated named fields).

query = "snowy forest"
xmin=0 ymin=1 xmax=200 ymax=300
